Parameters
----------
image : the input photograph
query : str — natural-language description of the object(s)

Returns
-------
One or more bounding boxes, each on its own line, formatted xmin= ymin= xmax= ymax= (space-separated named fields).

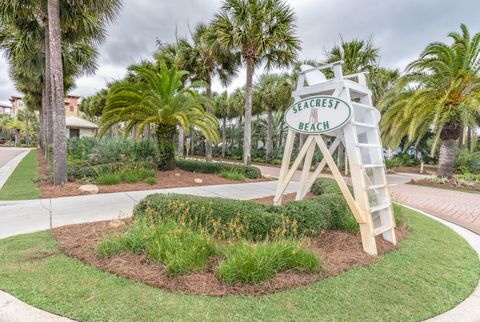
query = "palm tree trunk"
xmin=177 ymin=126 xmax=184 ymax=158
xmin=25 ymin=118 xmax=30 ymax=145
xmin=467 ymin=127 xmax=472 ymax=151
xmin=156 ymin=123 xmax=177 ymax=171
xmin=44 ymin=19 xmax=53 ymax=147
xmin=266 ymin=104 xmax=273 ymax=163
xmin=190 ymin=131 xmax=195 ymax=156
xmin=48 ymin=0 xmax=67 ymax=186
xmin=243 ymin=58 xmax=254 ymax=165
xmin=221 ymin=116 xmax=227 ymax=158
xmin=205 ymin=78 xmax=213 ymax=162
xmin=438 ymin=138 xmax=456 ymax=178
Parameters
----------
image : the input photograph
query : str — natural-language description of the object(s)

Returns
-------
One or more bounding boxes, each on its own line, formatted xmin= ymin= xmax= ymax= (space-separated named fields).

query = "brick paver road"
xmin=390 ymin=184 xmax=480 ymax=234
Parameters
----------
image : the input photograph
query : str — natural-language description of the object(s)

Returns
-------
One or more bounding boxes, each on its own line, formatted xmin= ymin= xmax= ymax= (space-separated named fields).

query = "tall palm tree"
xmin=380 ymin=24 xmax=480 ymax=178
xmin=213 ymin=91 xmax=232 ymax=158
xmin=212 ymin=0 xmax=300 ymax=165
xmin=100 ymin=63 xmax=220 ymax=170
xmin=176 ymin=23 xmax=239 ymax=161
xmin=254 ymin=73 xmax=292 ymax=162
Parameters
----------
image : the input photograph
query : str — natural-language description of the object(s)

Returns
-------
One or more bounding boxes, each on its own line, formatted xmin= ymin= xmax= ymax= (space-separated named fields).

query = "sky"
xmin=1 ymin=0 xmax=479 ymax=106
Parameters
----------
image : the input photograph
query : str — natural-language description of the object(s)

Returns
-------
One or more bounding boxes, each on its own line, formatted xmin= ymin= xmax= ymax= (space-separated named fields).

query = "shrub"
xmin=271 ymin=159 xmax=282 ymax=165
xmin=219 ymin=171 xmax=246 ymax=181
xmin=252 ymin=157 xmax=265 ymax=163
xmin=455 ymin=149 xmax=480 ymax=174
xmin=134 ymin=193 xmax=354 ymax=240
xmin=385 ymin=153 xmax=419 ymax=169
xmin=145 ymin=177 xmax=157 ymax=185
xmin=97 ymin=173 xmax=121 ymax=185
xmin=97 ymin=220 xmax=215 ymax=276
xmin=70 ymin=161 xmax=156 ymax=180
xmin=145 ymin=221 xmax=215 ymax=276
xmin=310 ymin=178 xmax=342 ymax=195
xmin=216 ymin=240 xmax=322 ymax=283
xmin=176 ymin=159 xmax=261 ymax=179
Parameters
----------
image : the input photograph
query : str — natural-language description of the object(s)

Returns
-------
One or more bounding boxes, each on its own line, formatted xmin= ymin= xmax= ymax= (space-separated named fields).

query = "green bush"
xmin=219 ymin=171 xmax=246 ymax=181
xmin=134 ymin=193 xmax=354 ymax=240
xmin=145 ymin=177 xmax=157 ymax=185
xmin=97 ymin=220 xmax=215 ymax=276
xmin=96 ymin=173 xmax=121 ymax=185
xmin=310 ymin=177 xmax=343 ymax=195
xmin=216 ymin=240 xmax=322 ymax=283
xmin=176 ymin=159 xmax=261 ymax=179
xmin=385 ymin=153 xmax=419 ymax=169
xmin=271 ymin=159 xmax=282 ymax=165
xmin=68 ymin=137 xmax=158 ymax=165
xmin=70 ymin=161 xmax=156 ymax=180
xmin=455 ymin=149 xmax=480 ymax=174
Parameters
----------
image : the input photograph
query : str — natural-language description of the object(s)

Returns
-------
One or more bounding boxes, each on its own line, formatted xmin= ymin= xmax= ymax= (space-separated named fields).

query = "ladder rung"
xmin=373 ymin=224 xmax=394 ymax=236
xmin=357 ymin=143 xmax=382 ymax=148
xmin=363 ymin=164 xmax=385 ymax=169
xmin=352 ymin=121 xmax=377 ymax=128
xmin=370 ymin=203 xmax=391 ymax=213
xmin=365 ymin=184 xmax=388 ymax=190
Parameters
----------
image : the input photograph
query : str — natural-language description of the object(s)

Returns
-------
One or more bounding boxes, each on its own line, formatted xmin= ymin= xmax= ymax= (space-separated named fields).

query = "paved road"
xmin=391 ymin=184 xmax=480 ymax=234
xmin=0 ymin=147 xmax=25 ymax=168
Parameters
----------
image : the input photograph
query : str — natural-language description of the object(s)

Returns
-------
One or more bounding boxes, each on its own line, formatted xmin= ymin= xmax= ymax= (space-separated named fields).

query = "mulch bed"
xmin=37 ymin=152 xmax=265 ymax=199
xmin=410 ymin=178 xmax=480 ymax=193
xmin=388 ymin=166 xmax=437 ymax=175
xmin=51 ymin=210 xmax=409 ymax=296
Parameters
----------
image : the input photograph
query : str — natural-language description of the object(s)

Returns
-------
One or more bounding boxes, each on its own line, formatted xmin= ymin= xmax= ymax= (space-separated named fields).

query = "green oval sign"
xmin=284 ymin=96 xmax=352 ymax=134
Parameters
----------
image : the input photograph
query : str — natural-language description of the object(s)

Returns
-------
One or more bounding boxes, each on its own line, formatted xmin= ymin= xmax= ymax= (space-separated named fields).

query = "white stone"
xmin=78 ymin=184 xmax=99 ymax=194
xmin=194 ymin=178 xmax=203 ymax=184
xmin=174 ymin=173 xmax=181 ymax=177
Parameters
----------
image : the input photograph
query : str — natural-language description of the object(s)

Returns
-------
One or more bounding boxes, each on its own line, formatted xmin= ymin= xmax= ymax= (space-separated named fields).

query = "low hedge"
xmin=176 ymin=159 xmax=262 ymax=179
xmin=134 ymin=193 xmax=355 ymax=241
xmin=70 ymin=161 xmax=157 ymax=179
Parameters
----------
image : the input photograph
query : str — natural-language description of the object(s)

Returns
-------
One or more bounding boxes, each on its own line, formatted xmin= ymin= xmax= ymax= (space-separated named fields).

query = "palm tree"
xmin=254 ymin=73 xmax=292 ymax=162
xmin=212 ymin=0 xmax=300 ymax=165
xmin=100 ymin=63 xmax=220 ymax=170
xmin=16 ymin=109 xmax=37 ymax=146
xmin=176 ymin=23 xmax=239 ymax=161
xmin=380 ymin=24 xmax=480 ymax=178
xmin=213 ymin=91 xmax=232 ymax=158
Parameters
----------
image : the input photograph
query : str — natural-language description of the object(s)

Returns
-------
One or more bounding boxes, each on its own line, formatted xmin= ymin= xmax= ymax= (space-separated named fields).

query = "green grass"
xmin=96 ymin=173 xmax=121 ymax=185
xmin=0 ymin=208 xmax=478 ymax=321
xmin=217 ymin=240 xmax=321 ymax=283
xmin=0 ymin=149 xmax=40 ymax=200
xmin=219 ymin=170 xmax=246 ymax=181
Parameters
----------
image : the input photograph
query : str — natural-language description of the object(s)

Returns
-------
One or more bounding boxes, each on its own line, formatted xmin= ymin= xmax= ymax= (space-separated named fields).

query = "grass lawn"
xmin=0 ymin=207 xmax=478 ymax=321
xmin=0 ymin=149 xmax=40 ymax=200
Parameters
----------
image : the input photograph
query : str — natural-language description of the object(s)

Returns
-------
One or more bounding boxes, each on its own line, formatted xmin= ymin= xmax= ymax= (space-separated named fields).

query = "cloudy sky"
xmin=1 ymin=0 xmax=479 ymax=105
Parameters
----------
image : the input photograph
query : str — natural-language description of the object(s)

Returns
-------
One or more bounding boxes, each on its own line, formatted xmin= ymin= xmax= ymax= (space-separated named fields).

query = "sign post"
xmin=274 ymin=62 xmax=396 ymax=256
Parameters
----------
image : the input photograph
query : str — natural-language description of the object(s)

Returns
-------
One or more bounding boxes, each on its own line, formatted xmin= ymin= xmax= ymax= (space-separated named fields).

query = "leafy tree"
xmin=380 ymin=24 xmax=480 ymax=178
xmin=212 ymin=0 xmax=300 ymax=164
xmin=79 ymin=89 xmax=108 ymax=121
xmin=100 ymin=63 xmax=219 ymax=170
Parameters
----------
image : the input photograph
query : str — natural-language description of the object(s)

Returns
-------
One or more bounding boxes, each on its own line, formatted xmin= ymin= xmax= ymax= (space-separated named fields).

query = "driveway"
xmin=0 ymin=147 xmax=26 ymax=168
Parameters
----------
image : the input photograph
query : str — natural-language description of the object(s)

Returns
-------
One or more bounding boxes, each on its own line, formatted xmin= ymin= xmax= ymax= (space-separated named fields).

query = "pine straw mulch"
xmin=37 ymin=152 xmax=265 ymax=199
xmin=409 ymin=178 xmax=480 ymax=193
xmin=51 ymin=215 xmax=409 ymax=296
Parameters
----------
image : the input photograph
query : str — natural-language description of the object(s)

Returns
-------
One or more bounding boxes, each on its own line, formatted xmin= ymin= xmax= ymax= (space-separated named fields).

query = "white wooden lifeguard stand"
xmin=273 ymin=61 xmax=396 ymax=256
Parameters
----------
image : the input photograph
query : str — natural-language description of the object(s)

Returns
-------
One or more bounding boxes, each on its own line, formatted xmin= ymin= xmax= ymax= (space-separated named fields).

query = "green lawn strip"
xmin=0 ymin=207 xmax=478 ymax=321
xmin=0 ymin=149 xmax=40 ymax=200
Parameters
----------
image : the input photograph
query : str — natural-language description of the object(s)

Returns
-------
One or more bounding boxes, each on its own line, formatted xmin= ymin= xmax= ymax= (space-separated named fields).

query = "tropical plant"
xmin=380 ymin=24 xmax=480 ymax=178
xmin=16 ymin=109 xmax=37 ymax=145
xmin=212 ymin=0 xmax=301 ymax=165
xmin=176 ymin=23 xmax=239 ymax=161
xmin=100 ymin=63 xmax=219 ymax=170
xmin=213 ymin=91 xmax=233 ymax=158
xmin=254 ymin=73 xmax=292 ymax=162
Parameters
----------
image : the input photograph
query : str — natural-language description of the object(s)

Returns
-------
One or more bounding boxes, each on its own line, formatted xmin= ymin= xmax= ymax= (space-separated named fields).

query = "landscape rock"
xmin=79 ymin=184 xmax=99 ymax=194
xmin=194 ymin=178 xmax=203 ymax=184
xmin=174 ymin=173 xmax=181 ymax=177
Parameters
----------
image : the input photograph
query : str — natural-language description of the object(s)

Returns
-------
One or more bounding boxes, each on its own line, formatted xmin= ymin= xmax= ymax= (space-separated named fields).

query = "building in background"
xmin=8 ymin=95 xmax=98 ymax=138
xmin=0 ymin=102 xmax=11 ymax=115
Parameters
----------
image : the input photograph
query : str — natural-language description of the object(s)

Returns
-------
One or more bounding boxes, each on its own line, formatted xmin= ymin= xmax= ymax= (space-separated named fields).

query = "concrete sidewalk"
xmin=0 ymin=180 xmax=300 ymax=239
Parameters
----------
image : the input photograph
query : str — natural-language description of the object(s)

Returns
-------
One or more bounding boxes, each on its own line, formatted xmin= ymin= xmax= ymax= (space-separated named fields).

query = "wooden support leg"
xmin=360 ymin=223 xmax=377 ymax=255
xmin=296 ymin=139 xmax=316 ymax=200
xmin=274 ymin=129 xmax=295 ymax=205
